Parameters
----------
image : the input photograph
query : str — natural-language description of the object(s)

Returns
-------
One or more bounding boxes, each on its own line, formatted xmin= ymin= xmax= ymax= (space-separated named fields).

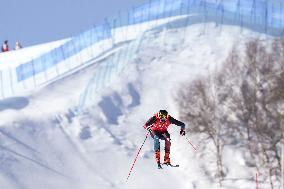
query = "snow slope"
xmin=0 ymin=39 xmax=70 ymax=69
xmin=0 ymin=20 xmax=273 ymax=189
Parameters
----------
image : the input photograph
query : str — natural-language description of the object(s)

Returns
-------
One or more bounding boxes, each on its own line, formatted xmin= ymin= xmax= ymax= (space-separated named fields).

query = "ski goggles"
xmin=158 ymin=113 xmax=167 ymax=119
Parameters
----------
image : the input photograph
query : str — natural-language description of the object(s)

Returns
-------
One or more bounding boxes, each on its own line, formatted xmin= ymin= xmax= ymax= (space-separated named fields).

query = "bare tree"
xmin=178 ymin=74 xmax=226 ymax=185
xmin=178 ymin=38 xmax=284 ymax=188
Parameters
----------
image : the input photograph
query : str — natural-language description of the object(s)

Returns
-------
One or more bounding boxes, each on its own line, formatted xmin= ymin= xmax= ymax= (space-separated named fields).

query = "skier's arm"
xmin=169 ymin=116 xmax=185 ymax=129
xmin=143 ymin=116 xmax=157 ymax=129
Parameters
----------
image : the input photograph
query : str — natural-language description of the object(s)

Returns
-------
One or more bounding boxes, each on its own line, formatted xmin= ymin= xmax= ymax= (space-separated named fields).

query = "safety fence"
xmin=0 ymin=0 xmax=283 ymax=100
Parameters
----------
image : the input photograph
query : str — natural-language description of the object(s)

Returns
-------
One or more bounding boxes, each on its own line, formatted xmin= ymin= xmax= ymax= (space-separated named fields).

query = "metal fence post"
xmin=117 ymin=11 xmax=124 ymax=40
xmin=42 ymin=57 xmax=48 ymax=83
xmin=54 ymin=48 xmax=62 ymax=76
xmin=125 ymin=11 xmax=129 ymax=43
xmin=281 ymin=2 xmax=283 ymax=29
xmin=83 ymin=29 xmax=91 ymax=59
xmin=220 ymin=0 xmax=224 ymax=32
xmin=182 ymin=0 xmax=191 ymax=44
xmin=102 ymin=18 xmax=107 ymax=53
xmin=31 ymin=59 xmax=37 ymax=87
xmin=236 ymin=0 xmax=243 ymax=33
xmin=265 ymin=0 xmax=268 ymax=34
xmin=202 ymin=0 xmax=207 ymax=34
xmin=251 ymin=0 xmax=256 ymax=24
xmin=148 ymin=0 xmax=151 ymax=23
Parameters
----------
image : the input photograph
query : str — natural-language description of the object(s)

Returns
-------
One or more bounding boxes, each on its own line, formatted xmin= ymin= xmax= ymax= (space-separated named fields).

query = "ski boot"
xmin=155 ymin=150 xmax=162 ymax=169
xmin=163 ymin=152 xmax=179 ymax=167
xmin=157 ymin=163 xmax=163 ymax=169
xmin=163 ymin=152 xmax=171 ymax=166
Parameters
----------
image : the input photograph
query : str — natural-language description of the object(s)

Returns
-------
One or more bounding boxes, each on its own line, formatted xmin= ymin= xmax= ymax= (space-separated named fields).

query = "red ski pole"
xmin=126 ymin=132 xmax=149 ymax=182
xmin=185 ymin=136 xmax=197 ymax=151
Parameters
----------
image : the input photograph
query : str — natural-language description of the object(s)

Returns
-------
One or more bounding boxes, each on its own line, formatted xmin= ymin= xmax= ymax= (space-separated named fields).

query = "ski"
xmin=163 ymin=163 xmax=179 ymax=167
xmin=157 ymin=163 xmax=179 ymax=169
xmin=169 ymin=164 xmax=179 ymax=167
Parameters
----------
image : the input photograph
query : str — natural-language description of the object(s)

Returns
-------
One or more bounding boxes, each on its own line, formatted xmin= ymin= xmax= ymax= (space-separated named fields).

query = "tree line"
xmin=178 ymin=38 xmax=284 ymax=188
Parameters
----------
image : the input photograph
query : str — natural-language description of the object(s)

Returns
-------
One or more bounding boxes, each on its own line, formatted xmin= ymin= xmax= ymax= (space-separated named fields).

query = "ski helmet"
xmin=158 ymin=110 xmax=168 ymax=120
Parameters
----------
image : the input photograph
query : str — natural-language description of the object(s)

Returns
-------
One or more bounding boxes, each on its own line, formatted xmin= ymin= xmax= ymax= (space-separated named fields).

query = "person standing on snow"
xmin=1 ymin=40 xmax=9 ymax=52
xmin=144 ymin=110 xmax=186 ymax=169
xmin=14 ymin=41 xmax=22 ymax=50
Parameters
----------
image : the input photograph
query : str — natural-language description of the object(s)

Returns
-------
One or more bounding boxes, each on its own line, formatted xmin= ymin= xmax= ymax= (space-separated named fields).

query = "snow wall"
xmin=0 ymin=0 xmax=283 ymax=100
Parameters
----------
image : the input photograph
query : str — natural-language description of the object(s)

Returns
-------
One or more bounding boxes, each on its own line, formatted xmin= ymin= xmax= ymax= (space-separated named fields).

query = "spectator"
xmin=1 ymin=40 xmax=9 ymax=52
xmin=14 ymin=41 xmax=22 ymax=50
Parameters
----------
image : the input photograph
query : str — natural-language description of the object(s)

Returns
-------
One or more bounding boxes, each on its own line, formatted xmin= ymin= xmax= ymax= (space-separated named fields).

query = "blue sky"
xmin=0 ymin=0 xmax=146 ymax=48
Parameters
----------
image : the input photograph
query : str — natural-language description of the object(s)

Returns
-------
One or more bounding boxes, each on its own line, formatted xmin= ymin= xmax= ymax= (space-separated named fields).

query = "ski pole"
xmin=185 ymin=136 xmax=197 ymax=151
xmin=126 ymin=132 xmax=149 ymax=182
xmin=256 ymin=172 xmax=259 ymax=189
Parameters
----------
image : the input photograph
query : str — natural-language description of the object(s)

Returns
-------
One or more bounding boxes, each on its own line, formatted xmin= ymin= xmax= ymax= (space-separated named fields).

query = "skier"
xmin=14 ymin=41 xmax=22 ymax=50
xmin=144 ymin=110 xmax=186 ymax=169
xmin=1 ymin=40 xmax=9 ymax=52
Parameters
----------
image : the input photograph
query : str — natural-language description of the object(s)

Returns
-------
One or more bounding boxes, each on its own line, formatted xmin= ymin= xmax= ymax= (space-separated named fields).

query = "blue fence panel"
xmin=270 ymin=2 xmax=283 ymax=28
xmin=222 ymin=0 xmax=239 ymax=13
xmin=16 ymin=0 xmax=284 ymax=83
xmin=51 ymin=48 xmax=65 ymax=66
xmin=16 ymin=24 xmax=111 ymax=82
xmin=164 ymin=0 xmax=183 ymax=13
xmin=254 ymin=1 xmax=266 ymax=26
xmin=204 ymin=0 xmax=219 ymax=10
xmin=16 ymin=62 xmax=33 ymax=81
xmin=33 ymin=59 xmax=45 ymax=74
xmin=148 ymin=0 xmax=164 ymax=20
xmin=239 ymin=0 xmax=253 ymax=16
xmin=267 ymin=1 xmax=284 ymax=28
xmin=129 ymin=2 xmax=153 ymax=24
xmin=129 ymin=0 xmax=185 ymax=24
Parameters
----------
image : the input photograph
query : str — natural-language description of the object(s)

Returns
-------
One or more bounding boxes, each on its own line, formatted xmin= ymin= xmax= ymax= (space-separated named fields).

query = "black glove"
xmin=180 ymin=129 xmax=185 ymax=136
xmin=146 ymin=126 xmax=152 ymax=133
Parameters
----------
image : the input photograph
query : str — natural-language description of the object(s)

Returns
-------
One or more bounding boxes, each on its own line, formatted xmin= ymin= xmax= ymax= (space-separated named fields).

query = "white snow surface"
xmin=0 ymin=38 xmax=70 ymax=69
xmin=0 ymin=22 xmax=270 ymax=189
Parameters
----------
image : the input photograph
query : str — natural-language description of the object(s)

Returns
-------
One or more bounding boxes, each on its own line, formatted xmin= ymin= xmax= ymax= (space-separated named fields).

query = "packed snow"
xmin=0 ymin=17 xmax=276 ymax=189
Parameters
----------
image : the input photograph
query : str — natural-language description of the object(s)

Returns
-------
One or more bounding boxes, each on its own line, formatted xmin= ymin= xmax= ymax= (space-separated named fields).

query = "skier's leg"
xmin=153 ymin=134 xmax=161 ymax=164
xmin=163 ymin=131 xmax=171 ymax=164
